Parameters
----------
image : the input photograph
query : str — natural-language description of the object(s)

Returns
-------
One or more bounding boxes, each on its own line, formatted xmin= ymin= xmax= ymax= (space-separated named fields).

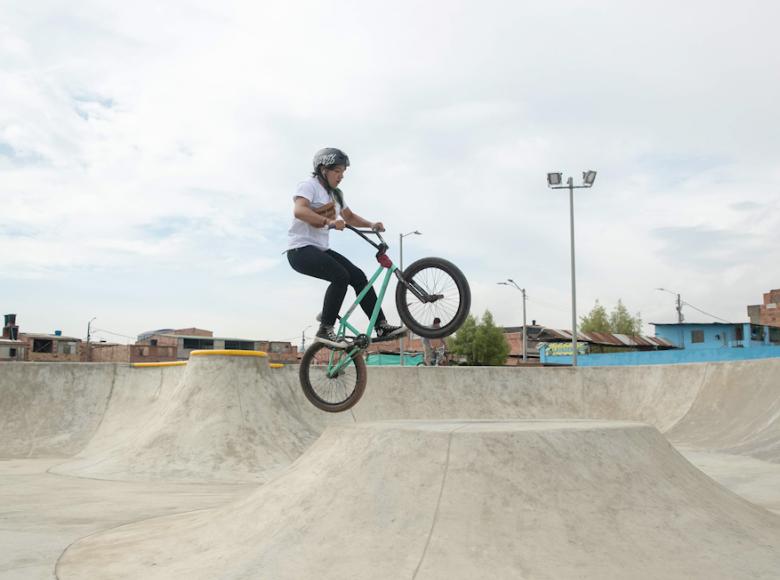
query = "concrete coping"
xmin=346 ymin=419 xmax=648 ymax=434
xmin=131 ymin=361 xmax=188 ymax=368
xmin=189 ymin=350 xmax=268 ymax=358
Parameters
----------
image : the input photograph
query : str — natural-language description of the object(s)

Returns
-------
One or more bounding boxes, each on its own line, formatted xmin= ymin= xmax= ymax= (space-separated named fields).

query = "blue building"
xmin=652 ymin=322 xmax=780 ymax=350
xmin=540 ymin=321 xmax=780 ymax=366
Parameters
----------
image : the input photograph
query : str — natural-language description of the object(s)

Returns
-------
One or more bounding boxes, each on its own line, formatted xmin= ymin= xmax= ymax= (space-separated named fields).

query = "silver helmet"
xmin=312 ymin=148 xmax=350 ymax=172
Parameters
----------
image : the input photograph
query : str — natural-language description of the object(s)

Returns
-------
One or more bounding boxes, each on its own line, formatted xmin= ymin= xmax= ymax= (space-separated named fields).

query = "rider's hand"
xmin=328 ymin=219 xmax=346 ymax=231
xmin=371 ymin=222 xmax=385 ymax=232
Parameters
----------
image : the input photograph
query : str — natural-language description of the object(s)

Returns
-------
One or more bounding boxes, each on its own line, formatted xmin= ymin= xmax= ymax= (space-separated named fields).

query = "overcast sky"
xmin=2 ymin=0 xmax=779 ymax=345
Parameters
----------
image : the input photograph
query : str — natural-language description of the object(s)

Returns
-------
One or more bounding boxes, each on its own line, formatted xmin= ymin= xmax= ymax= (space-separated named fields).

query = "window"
xmin=9 ymin=348 xmax=16 ymax=357
xmin=225 ymin=340 xmax=253 ymax=350
xmin=183 ymin=338 xmax=214 ymax=350
xmin=33 ymin=339 xmax=53 ymax=353
xmin=691 ymin=330 xmax=704 ymax=344
xmin=151 ymin=339 xmax=158 ymax=346
xmin=59 ymin=342 xmax=77 ymax=355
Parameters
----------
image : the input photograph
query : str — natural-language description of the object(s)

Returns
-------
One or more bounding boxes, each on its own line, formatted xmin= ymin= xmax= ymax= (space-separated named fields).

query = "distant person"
xmin=287 ymin=148 xmax=406 ymax=348
xmin=422 ymin=317 xmax=445 ymax=365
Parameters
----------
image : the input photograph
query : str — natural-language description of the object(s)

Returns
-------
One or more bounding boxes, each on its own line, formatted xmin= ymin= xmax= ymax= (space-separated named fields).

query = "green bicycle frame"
xmin=326 ymin=261 xmax=398 ymax=377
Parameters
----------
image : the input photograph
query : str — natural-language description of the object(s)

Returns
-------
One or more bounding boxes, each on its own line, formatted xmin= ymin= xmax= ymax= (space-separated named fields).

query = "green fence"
xmin=365 ymin=353 xmax=424 ymax=366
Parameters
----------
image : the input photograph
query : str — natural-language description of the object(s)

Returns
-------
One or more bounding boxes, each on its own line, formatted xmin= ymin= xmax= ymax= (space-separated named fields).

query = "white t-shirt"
xmin=287 ymin=177 xmax=347 ymax=251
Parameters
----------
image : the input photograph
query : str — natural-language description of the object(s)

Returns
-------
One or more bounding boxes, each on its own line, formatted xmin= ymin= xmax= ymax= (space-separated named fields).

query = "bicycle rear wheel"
xmin=299 ymin=342 xmax=367 ymax=413
xmin=395 ymin=257 xmax=471 ymax=339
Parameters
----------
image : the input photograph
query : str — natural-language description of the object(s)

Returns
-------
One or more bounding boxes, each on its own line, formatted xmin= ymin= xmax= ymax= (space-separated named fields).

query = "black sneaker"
xmin=375 ymin=321 xmax=407 ymax=339
xmin=315 ymin=325 xmax=348 ymax=349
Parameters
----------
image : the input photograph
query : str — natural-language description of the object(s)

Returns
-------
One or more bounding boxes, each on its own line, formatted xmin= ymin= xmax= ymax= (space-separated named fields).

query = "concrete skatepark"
xmin=2 ymin=352 xmax=780 ymax=579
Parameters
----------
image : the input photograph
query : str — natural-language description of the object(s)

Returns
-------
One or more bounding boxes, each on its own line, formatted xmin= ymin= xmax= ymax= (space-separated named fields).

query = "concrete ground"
xmin=1 ymin=356 xmax=780 ymax=578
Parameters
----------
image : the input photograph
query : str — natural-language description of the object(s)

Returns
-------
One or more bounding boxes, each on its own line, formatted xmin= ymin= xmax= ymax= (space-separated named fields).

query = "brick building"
xmin=748 ymin=289 xmax=780 ymax=326
xmin=21 ymin=332 xmax=82 ymax=362
xmin=136 ymin=328 xmax=297 ymax=363
xmin=1 ymin=314 xmax=25 ymax=361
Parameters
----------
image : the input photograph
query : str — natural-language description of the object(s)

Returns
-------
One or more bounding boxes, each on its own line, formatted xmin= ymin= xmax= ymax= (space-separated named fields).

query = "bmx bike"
xmin=299 ymin=225 xmax=470 ymax=412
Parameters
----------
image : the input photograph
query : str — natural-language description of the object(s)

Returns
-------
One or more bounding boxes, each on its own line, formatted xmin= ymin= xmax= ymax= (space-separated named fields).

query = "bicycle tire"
xmin=395 ymin=257 xmax=471 ymax=339
xmin=299 ymin=342 xmax=367 ymax=413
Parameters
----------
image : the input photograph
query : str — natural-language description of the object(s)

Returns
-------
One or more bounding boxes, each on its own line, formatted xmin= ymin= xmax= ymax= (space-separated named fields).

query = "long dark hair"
xmin=314 ymin=169 xmax=345 ymax=208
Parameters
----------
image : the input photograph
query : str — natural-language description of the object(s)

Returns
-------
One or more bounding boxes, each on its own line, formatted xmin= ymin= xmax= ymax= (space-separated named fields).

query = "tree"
xmin=580 ymin=299 xmax=643 ymax=335
xmin=580 ymin=300 xmax=610 ymax=332
xmin=449 ymin=310 xmax=510 ymax=366
xmin=609 ymin=299 xmax=643 ymax=335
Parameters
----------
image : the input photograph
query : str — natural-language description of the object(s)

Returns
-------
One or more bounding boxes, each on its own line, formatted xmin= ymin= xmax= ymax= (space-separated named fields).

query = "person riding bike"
xmin=287 ymin=147 xmax=406 ymax=349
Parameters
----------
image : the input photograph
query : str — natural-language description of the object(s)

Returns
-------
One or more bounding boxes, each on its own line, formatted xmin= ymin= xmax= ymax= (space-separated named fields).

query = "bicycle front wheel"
xmin=299 ymin=342 xmax=367 ymax=413
xmin=395 ymin=257 xmax=471 ymax=339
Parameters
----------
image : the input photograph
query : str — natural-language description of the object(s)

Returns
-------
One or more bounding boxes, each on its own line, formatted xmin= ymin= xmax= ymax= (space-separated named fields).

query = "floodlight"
xmin=583 ymin=170 xmax=597 ymax=186
xmin=547 ymin=172 xmax=562 ymax=187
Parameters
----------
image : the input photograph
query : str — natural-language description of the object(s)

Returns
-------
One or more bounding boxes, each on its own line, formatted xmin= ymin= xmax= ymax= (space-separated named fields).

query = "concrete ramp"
xmin=667 ymin=359 xmax=780 ymax=461
xmin=51 ymin=353 xmax=350 ymax=482
xmin=57 ymin=420 xmax=780 ymax=580
xmin=0 ymin=363 xmax=116 ymax=458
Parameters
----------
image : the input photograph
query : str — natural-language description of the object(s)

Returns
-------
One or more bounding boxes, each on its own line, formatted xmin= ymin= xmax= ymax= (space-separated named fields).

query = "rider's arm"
xmin=342 ymin=207 xmax=383 ymax=231
xmin=294 ymin=197 xmax=338 ymax=228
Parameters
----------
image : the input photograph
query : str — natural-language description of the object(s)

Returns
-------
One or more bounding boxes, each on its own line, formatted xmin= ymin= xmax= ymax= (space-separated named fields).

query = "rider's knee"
xmin=351 ymin=272 xmax=369 ymax=289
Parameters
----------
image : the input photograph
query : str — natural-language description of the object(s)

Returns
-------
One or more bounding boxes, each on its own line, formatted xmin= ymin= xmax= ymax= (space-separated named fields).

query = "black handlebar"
xmin=344 ymin=224 xmax=388 ymax=252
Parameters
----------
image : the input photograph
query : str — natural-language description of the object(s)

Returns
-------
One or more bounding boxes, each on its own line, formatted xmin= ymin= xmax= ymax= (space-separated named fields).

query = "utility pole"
xmin=301 ymin=325 xmax=312 ymax=353
xmin=656 ymin=288 xmax=685 ymax=324
xmin=86 ymin=317 xmax=96 ymax=362
xmin=676 ymin=293 xmax=684 ymax=324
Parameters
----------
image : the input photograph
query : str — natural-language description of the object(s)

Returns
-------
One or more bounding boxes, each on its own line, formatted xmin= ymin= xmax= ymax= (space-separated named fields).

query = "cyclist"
xmin=287 ymin=147 xmax=406 ymax=348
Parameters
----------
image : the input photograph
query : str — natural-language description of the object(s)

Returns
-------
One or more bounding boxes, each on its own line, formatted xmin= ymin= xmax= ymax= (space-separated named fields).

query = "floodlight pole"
xmin=568 ymin=177 xmax=578 ymax=366
xmin=548 ymin=171 xmax=597 ymax=366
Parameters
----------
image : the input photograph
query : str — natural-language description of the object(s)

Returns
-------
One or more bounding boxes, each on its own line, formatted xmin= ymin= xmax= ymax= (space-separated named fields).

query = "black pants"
xmin=287 ymin=246 xmax=385 ymax=327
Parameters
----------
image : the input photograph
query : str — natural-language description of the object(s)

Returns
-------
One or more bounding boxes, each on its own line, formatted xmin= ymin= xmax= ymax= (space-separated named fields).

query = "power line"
xmin=680 ymin=302 xmax=732 ymax=324
xmin=92 ymin=328 xmax=137 ymax=341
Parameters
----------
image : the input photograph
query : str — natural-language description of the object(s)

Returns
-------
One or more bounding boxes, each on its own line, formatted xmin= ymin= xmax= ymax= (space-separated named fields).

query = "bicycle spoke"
xmin=308 ymin=350 xmax=359 ymax=405
xmin=403 ymin=265 xmax=461 ymax=328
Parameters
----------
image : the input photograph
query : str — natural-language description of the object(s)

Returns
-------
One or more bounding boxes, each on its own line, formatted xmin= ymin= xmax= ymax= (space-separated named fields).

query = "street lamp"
xmin=398 ymin=230 xmax=422 ymax=366
xmin=547 ymin=170 xmax=597 ymax=366
xmin=497 ymin=279 xmax=527 ymax=362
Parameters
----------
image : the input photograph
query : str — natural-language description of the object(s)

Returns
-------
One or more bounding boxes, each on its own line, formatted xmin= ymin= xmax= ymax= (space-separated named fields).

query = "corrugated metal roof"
xmin=537 ymin=328 xmax=676 ymax=349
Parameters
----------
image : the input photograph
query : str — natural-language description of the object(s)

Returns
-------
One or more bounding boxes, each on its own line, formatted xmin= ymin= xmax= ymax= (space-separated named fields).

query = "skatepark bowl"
xmin=2 ymin=352 xmax=780 ymax=579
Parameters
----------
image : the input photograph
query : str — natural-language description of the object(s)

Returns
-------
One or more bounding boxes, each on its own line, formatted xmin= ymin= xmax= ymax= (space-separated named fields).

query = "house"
xmin=20 ymin=332 xmax=82 ymax=363
xmin=747 ymin=289 xmax=780 ymax=327
xmin=0 ymin=338 xmax=25 ymax=361
xmin=1 ymin=314 xmax=24 ymax=361
xmin=652 ymin=322 xmax=780 ymax=350
xmin=2 ymin=313 xmax=81 ymax=362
